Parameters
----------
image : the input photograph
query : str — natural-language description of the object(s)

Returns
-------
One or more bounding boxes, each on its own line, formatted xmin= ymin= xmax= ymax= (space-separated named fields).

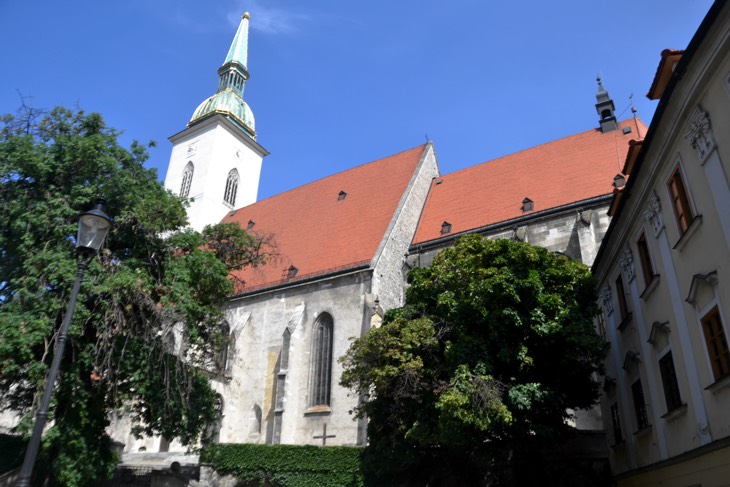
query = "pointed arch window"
xmin=224 ymin=169 xmax=239 ymax=208
xmin=216 ymin=321 xmax=231 ymax=372
xmin=205 ymin=395 xmax=224 ymax=444
xmin=249 ymin=404 xmax=262 ymax=436
xmin=309 ymin=313 xmax=334 ymax=407
xmin=180 ymin=162 xmax=194 ymax=198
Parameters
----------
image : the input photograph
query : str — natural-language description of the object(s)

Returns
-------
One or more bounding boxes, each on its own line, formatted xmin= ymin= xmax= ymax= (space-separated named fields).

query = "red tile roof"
xmin=646 ymin=49 xmax=684 ymax=100
xmin=412 ymin=119 xmax=647 ymax=246
xmin=222 ymin=144 xmax=428 ymax=294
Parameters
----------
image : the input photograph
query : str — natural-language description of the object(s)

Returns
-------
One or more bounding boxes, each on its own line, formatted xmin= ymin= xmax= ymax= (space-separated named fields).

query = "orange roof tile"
xmin=222 ymin=144 xmax=428 ymax=294
xmin=646 ymin=49 xmax=684 ymax=100
xmin=412 ymin=119 xmax=647 ymax=246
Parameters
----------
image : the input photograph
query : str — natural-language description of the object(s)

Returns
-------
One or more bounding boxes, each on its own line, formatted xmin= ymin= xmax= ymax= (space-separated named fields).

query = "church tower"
xmin=164 ymin=13 xmax=269 ymax=231
xmin=595 ymin=76 xmax=618 ymax=133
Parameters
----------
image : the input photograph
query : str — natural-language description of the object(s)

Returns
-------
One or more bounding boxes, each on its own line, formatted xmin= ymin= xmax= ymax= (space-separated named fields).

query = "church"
xmin=115 ymin=11 xmax=640 ymax=453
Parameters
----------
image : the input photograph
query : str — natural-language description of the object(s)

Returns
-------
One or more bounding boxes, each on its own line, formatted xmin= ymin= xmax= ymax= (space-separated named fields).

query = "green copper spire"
xmin=225 ymin=12 xmax=250 ymax=69
xmin=189 ymin=12 xmax=256 ymax=138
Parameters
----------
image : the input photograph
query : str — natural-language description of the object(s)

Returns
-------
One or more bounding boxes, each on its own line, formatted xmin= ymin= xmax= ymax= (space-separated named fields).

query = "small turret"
xmin=595 ymin=77 xmax=618 ymax=133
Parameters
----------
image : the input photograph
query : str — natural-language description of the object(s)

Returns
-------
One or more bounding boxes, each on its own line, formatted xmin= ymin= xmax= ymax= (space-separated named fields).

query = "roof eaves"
xmin=411 ymin=193 xmax=613 ymax=252
xmin=622 ymin=140 xmax=644 ymax=175
xmin=230 ymin=260 xmax=372 ymax=299
xmin=646 ymin=49 xmax=685 ymax=100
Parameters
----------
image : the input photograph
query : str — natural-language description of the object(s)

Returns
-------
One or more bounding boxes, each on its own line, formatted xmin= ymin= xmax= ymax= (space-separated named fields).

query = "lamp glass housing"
xmin=77 ymin=209 xmax=111 ymax=251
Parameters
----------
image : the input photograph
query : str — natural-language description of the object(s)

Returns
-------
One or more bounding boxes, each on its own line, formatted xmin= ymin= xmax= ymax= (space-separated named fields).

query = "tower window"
xmin=310 ymin=313 xmax=334 ymax=407
xmin=224 ymin=169 xmax=239 ymax=208
xmin=180 ymin=162 xmax=194 ymax=198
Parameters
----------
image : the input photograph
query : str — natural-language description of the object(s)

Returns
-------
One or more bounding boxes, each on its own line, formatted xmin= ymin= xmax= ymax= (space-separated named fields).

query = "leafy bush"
xmin=201 ymin=443 xmax=364 ymax=487
xmin=0 ymin=434 xmax=27 ymax=474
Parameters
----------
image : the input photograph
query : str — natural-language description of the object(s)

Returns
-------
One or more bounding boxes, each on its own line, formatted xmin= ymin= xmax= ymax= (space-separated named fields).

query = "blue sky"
xmin=0 ymin=0 xmax=714 ymax=200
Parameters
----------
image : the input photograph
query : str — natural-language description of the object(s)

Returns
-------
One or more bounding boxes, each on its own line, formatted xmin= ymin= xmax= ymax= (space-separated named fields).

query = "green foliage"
xmin=0 ymin=106 xmax=270 ymax=486
xmin=340 ymin=235 xmax=606 ymax=485
xmin=201 ymin=443 xmax=364 ymax=487
xmin=0 ymin=434 xmax=27 ymax=474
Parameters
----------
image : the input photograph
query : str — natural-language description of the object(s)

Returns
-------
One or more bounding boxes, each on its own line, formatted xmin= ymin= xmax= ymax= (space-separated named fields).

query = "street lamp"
xmin=17 ymin=199 xmax=112 ymax=487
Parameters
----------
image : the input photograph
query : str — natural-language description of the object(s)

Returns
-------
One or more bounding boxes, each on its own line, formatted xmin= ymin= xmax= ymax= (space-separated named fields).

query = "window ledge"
xmin=661 ymin=403 xmax=687 ymax=422
xmin=640 ymin=275 xmax=661 ymax=301
xmin=673 ymin=215 xmax=703 ymax=252
xmin=304 ymin=406 xmax=332 ymax=416
xmin=617 ymin=312 xmax=633 ymax=332
xmin=633 ymin=425 xmax=652 ymax=437
xmin=705 ymin=374 xmax=730 ymax=394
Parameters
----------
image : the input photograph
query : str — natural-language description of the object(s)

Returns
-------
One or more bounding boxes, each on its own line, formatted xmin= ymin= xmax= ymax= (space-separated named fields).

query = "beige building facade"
xmin=593 ymin=1 xmax=730 ymax=484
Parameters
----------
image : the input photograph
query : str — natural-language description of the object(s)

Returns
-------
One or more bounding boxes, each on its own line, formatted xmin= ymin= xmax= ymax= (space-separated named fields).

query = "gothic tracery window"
xmin=180 ymin=162 xmax=194 ymax=198
xmin=216 ymin=321 xmax=231 ymax=372
xmin=224 ymin=169 xmax=239 ymax=208
xmin=309 ymin=313 xmax=334 ymax=407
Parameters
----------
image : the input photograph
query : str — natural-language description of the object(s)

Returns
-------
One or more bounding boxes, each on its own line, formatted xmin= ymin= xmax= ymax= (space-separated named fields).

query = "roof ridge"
xmin=441 ymin=118 xmax=641 ymax=179
xmin=229 ymin=143 xmax=428 ymax=212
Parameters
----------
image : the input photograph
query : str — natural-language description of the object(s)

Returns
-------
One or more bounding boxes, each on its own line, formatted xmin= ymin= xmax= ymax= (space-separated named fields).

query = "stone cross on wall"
xmin=313 ymin=423 xmax=336 ymax=446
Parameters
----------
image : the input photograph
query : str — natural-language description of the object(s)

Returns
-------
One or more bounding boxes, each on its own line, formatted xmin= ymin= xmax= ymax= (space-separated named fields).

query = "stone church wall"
xmin=411 ymin=199 xmax=611 ymax=270
xmin=215 ymin=270 xmax=373 ymax=448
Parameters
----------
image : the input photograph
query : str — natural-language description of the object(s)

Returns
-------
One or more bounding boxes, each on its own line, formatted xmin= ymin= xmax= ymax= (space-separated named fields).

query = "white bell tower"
xmin=164 ymin=12 xmax=268 ymax=231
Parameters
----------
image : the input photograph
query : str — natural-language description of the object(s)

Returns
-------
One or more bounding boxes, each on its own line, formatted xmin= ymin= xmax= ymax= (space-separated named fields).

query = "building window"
xmin=610 ymin=402 xmax=623 ymax=444
xmin=701 ymin=306 xmax=730 ymax=381
xmin=596 ymin=310 xmax=607 ymax=342
xmin=631 ymin=379 xmax=649 ymax=430
xmin=636 ymin=233 xmax=655 ymax=287
xmin=659 ymin=351 xmax=683 ymax=412
xmin=310 ymin=313 xmax=334 ymax=407
xmin=250 ymin=404 xmax=262 ymax=436
xmin=280 ymin=328 xmax=291 ymax=371
xmin=615 ymin=275 xmax=631 ymax=330
xmin=441 ymin=221 xmax=452 ymax=235
xmin=667 ymin=166 xmax=694 ymax=235
xmin=216 ymin=321 xmax=231 ymax=372
xmin=205 ymin=395 xmax=224 ymax=444
xmin=224 ymin=169 xmax=239 ymax=208
xmin=180 ymin=162 xmax=194 ymax=198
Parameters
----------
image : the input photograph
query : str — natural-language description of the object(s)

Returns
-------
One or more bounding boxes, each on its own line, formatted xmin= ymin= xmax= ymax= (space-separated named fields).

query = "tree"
xmin=340 ymin=235 xmax=606 ymax=486
xmin=0 ymin=106 xmax=271 ymax=486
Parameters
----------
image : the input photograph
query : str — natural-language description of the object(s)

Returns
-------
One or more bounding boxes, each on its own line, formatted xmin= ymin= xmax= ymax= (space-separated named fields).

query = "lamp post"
xmin=17 ymin=199 xmax=112 ymax=487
